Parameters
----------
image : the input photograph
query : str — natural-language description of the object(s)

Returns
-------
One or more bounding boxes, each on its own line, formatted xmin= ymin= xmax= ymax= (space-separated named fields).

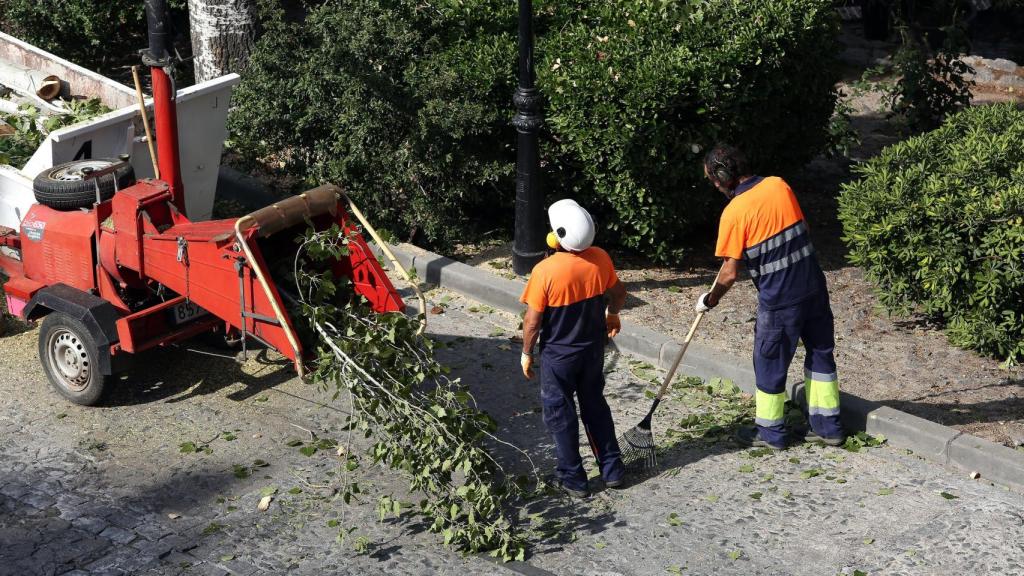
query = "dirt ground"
xmin=453 ymin=31 xmax=1024 ymax=449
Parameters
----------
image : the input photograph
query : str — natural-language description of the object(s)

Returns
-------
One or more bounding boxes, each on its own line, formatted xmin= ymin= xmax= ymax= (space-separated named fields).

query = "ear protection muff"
xmin=546 ymin=231 xmax=560 ymax=250
xmin=712 ymin=158 xmax=734 ymax=188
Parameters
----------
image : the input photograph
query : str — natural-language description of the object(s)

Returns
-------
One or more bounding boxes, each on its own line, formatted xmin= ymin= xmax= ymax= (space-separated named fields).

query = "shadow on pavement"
xmin=101 ymin=343 xmax=295 ymax=407
xmin=430 ymin=330 xmax=750 ymax=557
xmin=886 ymin=378 xmax=1024 ymax=429
xmin=0 ymin=464 xmax=252 ymax=576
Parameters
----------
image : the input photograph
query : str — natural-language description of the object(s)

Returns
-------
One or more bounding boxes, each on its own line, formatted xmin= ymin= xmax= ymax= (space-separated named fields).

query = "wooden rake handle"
xmin=650 ymin=267 xmax=723 ymax=403
xmin=651 ymin=310 xmax=705 ymax=403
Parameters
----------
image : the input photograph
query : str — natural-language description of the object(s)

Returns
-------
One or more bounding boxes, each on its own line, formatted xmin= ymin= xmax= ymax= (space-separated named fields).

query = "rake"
xmin=619 ymin=298 xmax=710 ymax=473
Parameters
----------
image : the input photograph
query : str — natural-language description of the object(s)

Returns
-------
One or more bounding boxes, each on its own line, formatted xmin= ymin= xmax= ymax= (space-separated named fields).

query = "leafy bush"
xmin=230 ymin=0 xmax=841 ymax=260
xmin=838 ymin=103 xmax=1024 ymax=363
xmin=538 ymin=0 xmax=841 ymax=258
xmin=229 ymin=0 xmax=517 ymax=246
xmin=0 ymin=0 xmax=188 ymax=79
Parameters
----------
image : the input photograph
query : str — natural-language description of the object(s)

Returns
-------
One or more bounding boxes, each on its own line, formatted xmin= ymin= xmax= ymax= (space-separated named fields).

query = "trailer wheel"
xmin=33 ymin=159 xmax=136 ymax=210
xmin=38 ymin=313 xmax=108 ymax=405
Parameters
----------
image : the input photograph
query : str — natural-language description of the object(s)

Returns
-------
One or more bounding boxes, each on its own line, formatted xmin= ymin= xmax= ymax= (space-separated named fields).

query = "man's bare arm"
xmin=706 ymin=257 xmax=740 ymax=307
xmin=522 ymin=307 xmax=543 ymax=354
xmin=606 ymin=280 xmax=626 ymax=314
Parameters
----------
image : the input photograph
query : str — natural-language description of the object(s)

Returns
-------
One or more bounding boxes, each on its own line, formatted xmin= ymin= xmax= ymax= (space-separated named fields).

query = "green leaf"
xmin=863 ymin=538 xmax=874 ymax=545
xmin=800 ymin=468 xmax=821 ymax=479
xmin=667 ymin=512 xmax=683 ymax=527
xmin=288 ymin=487 xmax=303 ymax=495
xmin=259 ymin=486 xmax=278 ymax=497
xmin=232 ymin=465 xmax=250 ymax=479
xmin=728 ymin=550 xmax=743 ymax=561
xmin=746 ymin=447 xmax=775 ymax=458
xmin=594 ymin=542 xmax=607 ymax=550
xmin=179 ymin=442 xmax=197 ymax=454
xmin=788 ymin=457 xmax=801 ymax=464
xmin=705 ymin=494 xmax=719 ymax=503
xmin=299 ymin=446 xmax=317 ymax=457
xmin=939 ymin=491 xmax=958 ymax=500
xmin=878 ymin=487 xmax=895 ymax=496
xmin=749 ymin=492 xmax=762 ymax=500
xmin=738 ymin=464 xmax=754 ymax=473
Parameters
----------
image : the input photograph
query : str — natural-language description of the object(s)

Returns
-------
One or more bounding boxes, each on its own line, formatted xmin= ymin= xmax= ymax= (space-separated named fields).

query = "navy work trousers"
xmin=753 ymin=289 xmax=843 ymax=447
xmin=540 ymin=344 xmax=624 ymax=491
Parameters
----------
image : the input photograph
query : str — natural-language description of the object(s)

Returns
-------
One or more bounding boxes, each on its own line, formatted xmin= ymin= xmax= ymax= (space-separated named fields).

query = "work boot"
xmin=801 ymin=429 xmax=846 ymax=447
xmin=545 ymin=474 xmax=590 ymax=498
xmin=560 ymin=483 xmax=590 ymax=499
xmin=604 ymin=476 xmax=627 ymax=490
xmin=734 ymin=426 xmax=785 ymax=451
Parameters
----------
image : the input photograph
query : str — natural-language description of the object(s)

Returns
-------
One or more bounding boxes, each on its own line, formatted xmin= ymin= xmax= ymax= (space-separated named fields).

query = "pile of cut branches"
xmin=0 ymin=98 xmax=110 ymax=168
xmin=289 ymin=224 xmax=536 ymax=560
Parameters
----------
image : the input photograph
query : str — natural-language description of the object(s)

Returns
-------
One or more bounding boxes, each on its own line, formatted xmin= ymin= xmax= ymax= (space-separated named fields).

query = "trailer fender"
xmin=24 ymin=284 xmax=122 ymax=375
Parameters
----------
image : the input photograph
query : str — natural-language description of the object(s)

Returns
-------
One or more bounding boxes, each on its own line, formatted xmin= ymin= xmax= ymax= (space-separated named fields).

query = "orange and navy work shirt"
xmin=520 ymin=247 xmax=618 ymax=358
xmin=716 ymin=176 xmax=825 ymax=310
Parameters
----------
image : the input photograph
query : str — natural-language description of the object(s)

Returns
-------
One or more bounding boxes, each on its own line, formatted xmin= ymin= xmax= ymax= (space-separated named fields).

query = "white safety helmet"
xmin=548 ymin=199 xmax=595 ymax=252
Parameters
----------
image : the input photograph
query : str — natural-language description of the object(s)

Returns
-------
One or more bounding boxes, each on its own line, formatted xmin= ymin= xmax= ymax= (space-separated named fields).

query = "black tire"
xmin=33 ymin=159 xmax=136 ymax=210
xmin=38 ymin=313 xmax=108 ymax=406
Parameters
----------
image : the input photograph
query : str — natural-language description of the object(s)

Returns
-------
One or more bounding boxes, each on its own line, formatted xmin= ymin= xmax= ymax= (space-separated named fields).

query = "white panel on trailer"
xmin=0 ymin=32 xmax=240 ymax=229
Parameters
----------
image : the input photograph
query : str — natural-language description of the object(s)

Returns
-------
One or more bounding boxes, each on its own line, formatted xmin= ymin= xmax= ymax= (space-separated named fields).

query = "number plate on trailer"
xmin=169 ymin=301 xmax=209 ymax=325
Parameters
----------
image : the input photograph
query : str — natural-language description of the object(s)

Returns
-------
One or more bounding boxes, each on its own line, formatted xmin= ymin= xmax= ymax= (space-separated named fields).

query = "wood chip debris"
xmin=258 ymin=495 xmax=273 ymax=511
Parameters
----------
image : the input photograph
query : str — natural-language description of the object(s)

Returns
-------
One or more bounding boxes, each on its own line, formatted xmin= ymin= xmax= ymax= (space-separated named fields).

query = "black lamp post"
xmin=511 ymin=0 xmax=545 ymax=275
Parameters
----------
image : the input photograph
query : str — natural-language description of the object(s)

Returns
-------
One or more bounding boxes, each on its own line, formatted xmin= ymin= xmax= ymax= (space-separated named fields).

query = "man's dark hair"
xmin=703 ymin=144 xmax=749 ymax=190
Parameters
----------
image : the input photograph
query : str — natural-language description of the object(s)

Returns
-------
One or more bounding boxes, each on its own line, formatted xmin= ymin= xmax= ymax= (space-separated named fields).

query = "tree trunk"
xmin=187 ymin=0 xmax=256 ymax=83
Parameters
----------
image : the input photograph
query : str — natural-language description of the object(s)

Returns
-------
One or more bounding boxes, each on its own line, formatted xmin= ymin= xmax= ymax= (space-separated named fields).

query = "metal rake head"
xmin=618 ymin=424 xmax=657 ymax=472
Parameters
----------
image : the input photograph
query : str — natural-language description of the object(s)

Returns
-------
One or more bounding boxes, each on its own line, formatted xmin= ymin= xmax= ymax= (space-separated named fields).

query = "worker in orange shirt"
xmin=520 ymin=199 xmax=628 ymax=497
xmin=696 ymin=144 xmax=845 ymax=449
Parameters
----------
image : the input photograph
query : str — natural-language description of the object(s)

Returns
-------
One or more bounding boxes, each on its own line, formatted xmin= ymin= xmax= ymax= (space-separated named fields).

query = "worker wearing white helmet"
xmin=520 ymin=199 xmax=628 ymax=497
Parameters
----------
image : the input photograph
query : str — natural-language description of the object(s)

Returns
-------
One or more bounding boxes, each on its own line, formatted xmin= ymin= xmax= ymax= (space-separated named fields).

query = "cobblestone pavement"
xmin=2 ymin=286 xmax=1023 ymax=576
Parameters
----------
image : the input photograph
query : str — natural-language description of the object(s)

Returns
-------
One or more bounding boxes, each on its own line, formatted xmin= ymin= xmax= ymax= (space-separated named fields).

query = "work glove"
xmin=694 ymin=292 xmax=716 ymax=313
xmin=521 ymin=352 xmax=534 ymax=380
xmin=606 ymin=312 xmax=621 ymax=338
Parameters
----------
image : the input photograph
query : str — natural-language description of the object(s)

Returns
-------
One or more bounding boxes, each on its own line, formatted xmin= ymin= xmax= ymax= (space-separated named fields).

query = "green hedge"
xmin=0 ymin=0 xmax=188 ymax=78
xmin=838 ymin=103 xmax=1024 ymax=362
xmin=229 ymin=0 xmax=841 ymax=259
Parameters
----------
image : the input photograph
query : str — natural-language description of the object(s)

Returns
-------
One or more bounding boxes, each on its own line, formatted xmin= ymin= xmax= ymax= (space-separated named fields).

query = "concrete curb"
xmin=381 ymin=242 xmax=1024 ymax=493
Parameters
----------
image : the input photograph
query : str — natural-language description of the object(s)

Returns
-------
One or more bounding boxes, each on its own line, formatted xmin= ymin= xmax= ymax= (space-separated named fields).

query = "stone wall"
xmin=962 ymin=56 xmax=1024 ymax=92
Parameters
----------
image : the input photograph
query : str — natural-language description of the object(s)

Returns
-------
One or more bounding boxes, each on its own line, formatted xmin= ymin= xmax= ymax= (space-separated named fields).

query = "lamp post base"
xmin=512 ymin=247 xmax=545 ymax=276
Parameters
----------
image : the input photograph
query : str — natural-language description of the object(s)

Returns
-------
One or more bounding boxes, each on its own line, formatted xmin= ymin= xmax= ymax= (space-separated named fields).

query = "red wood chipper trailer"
xmin=0 ymin=0 xmax=408 ymax=405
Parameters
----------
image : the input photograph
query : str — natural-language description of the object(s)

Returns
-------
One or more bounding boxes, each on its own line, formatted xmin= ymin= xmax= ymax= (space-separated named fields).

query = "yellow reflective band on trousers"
xmin=805 ymin=370 xmax=840 ymax=417
xmin=755 ymin=389 xmax=786 ymax=428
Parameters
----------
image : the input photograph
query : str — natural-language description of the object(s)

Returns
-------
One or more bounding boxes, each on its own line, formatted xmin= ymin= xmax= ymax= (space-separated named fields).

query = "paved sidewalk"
xmin=1 ymin=287 xmax=1023 ymax=575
